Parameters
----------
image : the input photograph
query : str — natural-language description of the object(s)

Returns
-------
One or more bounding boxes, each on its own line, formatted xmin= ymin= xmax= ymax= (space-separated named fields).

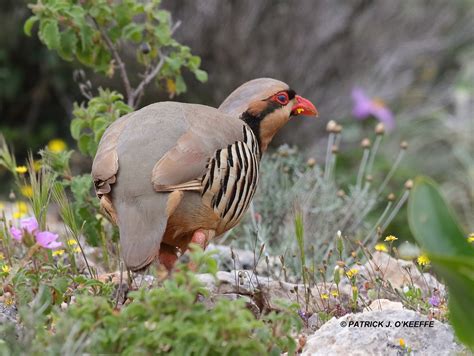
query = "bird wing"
xmin=91 ymin=111 xmax=134 ymax=197
xmin=151 ymin=103 xmax=245 ymax=192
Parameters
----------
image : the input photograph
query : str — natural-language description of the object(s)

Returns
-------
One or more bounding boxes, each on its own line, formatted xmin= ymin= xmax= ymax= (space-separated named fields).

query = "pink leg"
xmin=190 ymin=229 xmax=209 ymax=250
xmin=188 ymin=229 xmax=215 ymax=271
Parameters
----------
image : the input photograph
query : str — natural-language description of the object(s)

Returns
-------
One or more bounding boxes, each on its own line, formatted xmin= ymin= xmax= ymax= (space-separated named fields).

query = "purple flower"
xmin=351 ymin=87 xmax=395 ymax=131
xmin=20 ymin=217 xmax=38 ymax=234
xmin=35 ymin=231 xmax=62 ymax=249
xmin=428 ymin=295 xmax=441 ymax=307
xmin=10 ymin=226 xmax=23 ymax=241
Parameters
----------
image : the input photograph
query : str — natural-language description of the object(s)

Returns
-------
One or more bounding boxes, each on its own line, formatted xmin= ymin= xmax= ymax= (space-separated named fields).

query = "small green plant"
xmin=0 ymin=248 xmax=302 ymax=355
xmin=71 ymin=88 xmax=132 ymax=157
xmin=231 ymin=123 xmax=411 ymax=277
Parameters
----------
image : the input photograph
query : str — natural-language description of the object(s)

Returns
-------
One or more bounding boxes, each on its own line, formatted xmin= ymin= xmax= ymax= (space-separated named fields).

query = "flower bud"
xmin=307 ymin=158 xmax=317 ymax=167
xmin=375 ymin=123 xmax=385 ymax=135
xmin=361 ymin=138 xmax=371 ymax=148
xmin=404 ymin=179 xmax=413 ymax=190
xmin=326 ymin=120 xmax=338 ymax=132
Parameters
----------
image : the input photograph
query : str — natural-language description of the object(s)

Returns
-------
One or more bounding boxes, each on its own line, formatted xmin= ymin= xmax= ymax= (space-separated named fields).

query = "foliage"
xmin=0 ymin=249 xmax=301 ymax=355
xmin=230 ymin=124 xmax=411 ymax=275
xmin=408 ymin=176 xmax=474 ymax=350
xmin=25 ymin=0 xmax=207 ymax=107
xmin=71 ymin=88 xmax=132 ymax=157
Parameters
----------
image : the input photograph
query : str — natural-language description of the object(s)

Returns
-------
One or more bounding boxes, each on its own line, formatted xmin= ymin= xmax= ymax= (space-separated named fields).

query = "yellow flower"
xmin=13 ymin=202 xmax=28 ymax=219
xmin=52 ymin=249 xmax=65 ymax=256
xmin=0 ymin=253 xmax=4 ymax=260
xmin=384 ymin=235 xmax=398 ymax=242
xmin=330 ymin=290 xmax=339 ymax=297
xmin=15 ymin=166 xmax=28 ymax=174
xmin=346 ymin=268 xmax=359 ymax=278
xmin=20 ymin=185 xmax=33 ymax=198
xmin=4 ymin=296 xmax=14 ymax=307
xmin=0 ymin=202 xmax=5 ymax=211
xmin=321 ymin=293 xmax=329 ymax=300
xmin=47 ymin=138 xmax=67 ymax=153
xmin=13 ymin=212 xmax=23 ymax=219
xmin=399 ymin=338 xmax=406 ymax=348
xmin=417 ymin=254 xmax=430 ymax=266
xmin=67 ymin=239 xmax=78 ymax=246
xmin=375 ymin=243 xmax=388 ymax=252
xmin=468 ymin=233 xmax=474 ymax=243
xmin=1 ymin=265 xmax=11 ymax=273
xmin=72 ymin=247 xmax=81 ymax=253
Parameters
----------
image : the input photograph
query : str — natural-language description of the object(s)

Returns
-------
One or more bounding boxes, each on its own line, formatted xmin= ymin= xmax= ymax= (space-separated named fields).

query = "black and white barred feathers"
xmin=201 ymin=125 xmax=261 ymax=229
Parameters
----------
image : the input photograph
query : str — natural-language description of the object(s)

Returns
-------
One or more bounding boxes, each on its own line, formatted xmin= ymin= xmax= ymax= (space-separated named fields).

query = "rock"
xmin=364 ymin=299 xmax=405 ymax=312
xmin=0 ymin=302 xmax=17 ymax=324
xmin=302 ymin=309 xmax=465 ymax=355
xmin=342 ymin=252 xmax=445 ymax=302
xmin=205 ymin=244 xmax=255 ymax=271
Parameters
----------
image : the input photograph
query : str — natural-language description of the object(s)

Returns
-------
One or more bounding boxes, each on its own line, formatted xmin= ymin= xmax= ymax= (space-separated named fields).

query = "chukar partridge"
xmin=92 ymin=78 xmax=318 ymax=271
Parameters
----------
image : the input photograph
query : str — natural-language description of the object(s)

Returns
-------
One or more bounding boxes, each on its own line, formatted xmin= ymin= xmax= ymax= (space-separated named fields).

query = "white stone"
xmin=364 ymin=299 xmax=404 ymax=312
xmin=302 ymin=309 xmax=465 ymax=355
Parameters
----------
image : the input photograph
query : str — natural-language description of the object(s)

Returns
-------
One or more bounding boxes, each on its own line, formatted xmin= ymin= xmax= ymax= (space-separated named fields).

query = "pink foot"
xmin=190 ymin=229 xmax=208 ymax=250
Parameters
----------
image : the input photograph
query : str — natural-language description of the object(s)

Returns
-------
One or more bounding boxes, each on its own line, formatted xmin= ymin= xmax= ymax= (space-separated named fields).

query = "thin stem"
xmin=381 ymin=190 xmax=410 ymax=231
xmin=131 ymin=55 xmax=166 ymax=106
xmin=366 ymin=135 xmax=382 ymax=176
xmin=324 ymin=133 xmax=335 ymax=181
xmin=130 ymin=20 xmax=181 ymax=107
xmin=356 ymin=149 xmax=370 ymax=190
xmin=361 ymin=201 xmax=393 ymax=247
xmin=90 ymin=17 xmax=133 ymax=104
xmin=377 ymin=149 xmax=406 ymax=196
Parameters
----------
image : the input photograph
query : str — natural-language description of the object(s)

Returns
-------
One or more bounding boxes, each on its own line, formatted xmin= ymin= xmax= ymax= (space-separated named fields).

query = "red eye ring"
xmin=274 ymin=92 xmax=289 ymax=105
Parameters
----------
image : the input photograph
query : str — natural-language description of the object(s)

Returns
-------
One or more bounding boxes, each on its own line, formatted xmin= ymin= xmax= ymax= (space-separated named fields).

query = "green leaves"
xmin=408 ymin=176 xmax=474 ymax=350
xmin=25 ymin=0 xmax=207 ymax=101
xmin=23 ymin=16 xmax=38 ymax=36
xmin=29 ymin=252 xmax=301 ymax=355
xmin=71 ymin=88 xmax=132 ymax=157
xmin=39 ymin=20 xmax=60 ymax=50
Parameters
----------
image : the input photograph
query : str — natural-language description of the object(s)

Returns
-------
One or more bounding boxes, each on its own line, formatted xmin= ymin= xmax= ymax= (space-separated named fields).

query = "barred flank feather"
xmin=201 ymin=126 xmax=260 ymax=229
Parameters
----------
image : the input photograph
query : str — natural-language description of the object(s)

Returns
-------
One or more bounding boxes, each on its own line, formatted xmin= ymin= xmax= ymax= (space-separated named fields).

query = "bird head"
xmin=219 ymin=78 xmax=318 ymax=152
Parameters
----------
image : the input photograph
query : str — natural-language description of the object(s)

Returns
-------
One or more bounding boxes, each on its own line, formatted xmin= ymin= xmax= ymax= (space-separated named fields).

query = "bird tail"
xmin=114 ymin=195 xmax=168 ymax=271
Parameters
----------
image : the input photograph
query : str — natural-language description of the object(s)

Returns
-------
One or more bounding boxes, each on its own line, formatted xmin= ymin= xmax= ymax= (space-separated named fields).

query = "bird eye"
xmin=275 ymin=93 xmax=289 ymax=105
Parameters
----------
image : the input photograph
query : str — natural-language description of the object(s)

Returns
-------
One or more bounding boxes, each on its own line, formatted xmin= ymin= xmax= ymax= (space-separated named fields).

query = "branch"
xmin=130 ymin=54 xmax=166 ymax=105
xmin=129 ymin=20 xmax=182 ymax=108
xmin=90 ymin=17 xmax=133 ymax=104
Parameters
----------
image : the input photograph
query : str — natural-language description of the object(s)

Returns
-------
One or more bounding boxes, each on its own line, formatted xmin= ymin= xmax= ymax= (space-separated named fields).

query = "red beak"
xmin=291 ymin=95 xmax=318 ymax=117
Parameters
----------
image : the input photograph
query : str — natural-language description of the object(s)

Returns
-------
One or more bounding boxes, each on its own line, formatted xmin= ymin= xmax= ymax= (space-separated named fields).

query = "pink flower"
xmin=351 ymin=87 xmax=395 ymax=131
xmin=20 ymin=217 xmax=38 ymax=234
xmin=10 ymin=226 xmax=23 ymax=241
xmin=35 ymin=231 xmax=62 ymax=249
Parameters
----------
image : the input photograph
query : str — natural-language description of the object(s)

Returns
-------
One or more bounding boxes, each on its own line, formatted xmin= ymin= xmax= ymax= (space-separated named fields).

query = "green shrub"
xmin=0 ymin=249 xmax=302 ymax=355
